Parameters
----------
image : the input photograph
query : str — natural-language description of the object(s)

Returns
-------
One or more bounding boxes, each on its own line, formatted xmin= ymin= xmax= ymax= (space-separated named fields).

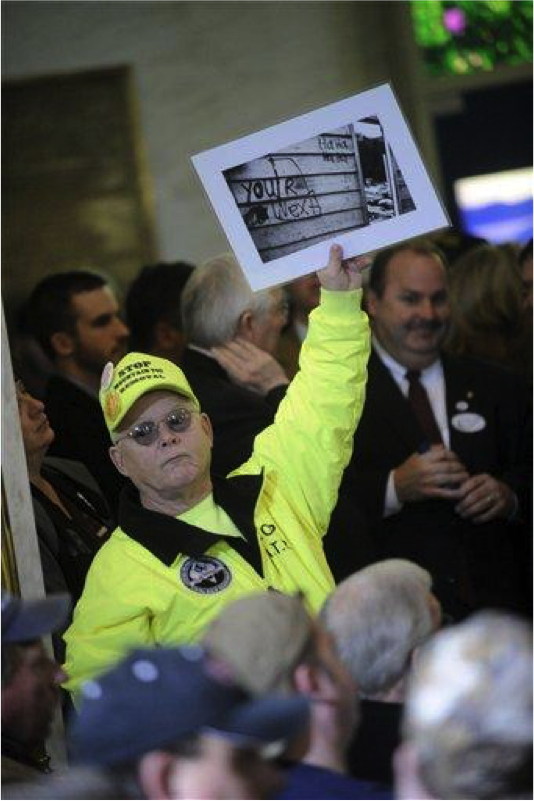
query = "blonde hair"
xmin=445 ymin=245 xmax=525 ymax=369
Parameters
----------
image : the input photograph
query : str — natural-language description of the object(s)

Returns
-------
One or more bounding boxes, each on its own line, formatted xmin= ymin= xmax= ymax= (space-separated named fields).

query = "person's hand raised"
xmin=316 ymin=244 xmax=370 ymax=292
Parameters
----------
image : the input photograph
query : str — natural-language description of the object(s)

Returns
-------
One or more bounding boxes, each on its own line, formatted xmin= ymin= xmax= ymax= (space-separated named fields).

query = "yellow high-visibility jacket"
xmin=63 ymin=289 xmax=370 ymax=695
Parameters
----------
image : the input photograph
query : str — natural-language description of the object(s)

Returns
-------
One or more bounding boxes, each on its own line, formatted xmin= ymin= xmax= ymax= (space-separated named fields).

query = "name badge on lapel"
xmin=451 ymin=412 xmax=486 ymax=433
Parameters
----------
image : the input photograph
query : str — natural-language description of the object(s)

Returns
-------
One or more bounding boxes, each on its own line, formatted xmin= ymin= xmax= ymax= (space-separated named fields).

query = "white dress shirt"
xmin=372 ymin=338 xmax=450 ymax=516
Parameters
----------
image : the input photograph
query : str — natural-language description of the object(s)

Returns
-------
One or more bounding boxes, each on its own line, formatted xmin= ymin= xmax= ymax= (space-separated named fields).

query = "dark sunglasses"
xmin=115 ymin=407 xmax=197 ymax=447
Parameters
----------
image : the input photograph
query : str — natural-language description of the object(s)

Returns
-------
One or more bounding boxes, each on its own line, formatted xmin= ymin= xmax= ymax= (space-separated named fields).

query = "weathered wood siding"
xmin=390 ymin=148 xmax=416 ymax=215
xmin=224 ymin=125 xmax=367 ymax=263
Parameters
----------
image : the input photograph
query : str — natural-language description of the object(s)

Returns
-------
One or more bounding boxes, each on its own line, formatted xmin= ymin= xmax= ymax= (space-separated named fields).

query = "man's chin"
xmin=408 ymin=333 xmax=445 ymax=354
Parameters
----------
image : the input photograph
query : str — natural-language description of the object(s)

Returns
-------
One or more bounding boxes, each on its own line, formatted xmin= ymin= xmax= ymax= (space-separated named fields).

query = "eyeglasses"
xmin=115 ymin=407 xmax=198 ymax=447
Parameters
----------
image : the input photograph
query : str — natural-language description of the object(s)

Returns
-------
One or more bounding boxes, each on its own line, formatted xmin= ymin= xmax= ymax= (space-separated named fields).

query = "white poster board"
xmin=192 ymin=83 xmax=449 ymax=291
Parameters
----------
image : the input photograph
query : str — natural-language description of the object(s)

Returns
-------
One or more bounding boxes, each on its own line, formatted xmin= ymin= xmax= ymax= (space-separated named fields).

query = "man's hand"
xmin=454 ymin=473 xmax=517 ymax=523
xmin=211 ymin=338 xmax=289 ymax=396
xmin=317 ymin=244 xmax=371 ymax=292
xmin=394 ymin=445 xmax=469 ymax=503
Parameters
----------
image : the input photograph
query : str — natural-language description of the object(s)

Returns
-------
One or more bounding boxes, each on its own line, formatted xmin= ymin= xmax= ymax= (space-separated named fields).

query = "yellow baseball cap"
xmin=100 ymin=352 xmax=200 ymax=434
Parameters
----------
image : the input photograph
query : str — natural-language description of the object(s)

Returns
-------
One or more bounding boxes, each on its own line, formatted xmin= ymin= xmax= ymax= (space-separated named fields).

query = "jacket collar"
xmin=118 ymin=473 xmax=264 ymax=576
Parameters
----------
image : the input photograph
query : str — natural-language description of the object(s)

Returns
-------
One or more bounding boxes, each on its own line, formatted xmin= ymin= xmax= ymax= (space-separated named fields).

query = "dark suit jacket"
xmin=181 ymin=348 xmax=287 ymax=476
xmin=45 ymin=374 xmax=125 ymax=513
xmin=181 ymin=347 xmax=376 ymax=581
xmin=348 ymin=350 xmax=531 ymax=618
xmin=348 ymin=700 xmax=402 ymax=787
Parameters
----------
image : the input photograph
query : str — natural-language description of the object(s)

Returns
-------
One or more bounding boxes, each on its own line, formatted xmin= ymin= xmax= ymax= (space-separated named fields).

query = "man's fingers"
xmin=456 ymin=488 xmax=498 ymax=518
xmin=317 ymin=245 xmax=344 ymax=285
xmin=424 ymin=485 xmax=465 ymax=501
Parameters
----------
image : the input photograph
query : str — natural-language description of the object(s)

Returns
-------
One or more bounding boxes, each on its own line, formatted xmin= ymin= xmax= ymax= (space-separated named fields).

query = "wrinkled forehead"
xmin=116 ymin=389 xmax=192 ymax=432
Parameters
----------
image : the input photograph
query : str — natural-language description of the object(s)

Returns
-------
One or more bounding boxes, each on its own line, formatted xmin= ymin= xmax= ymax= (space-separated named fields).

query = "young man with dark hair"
xmin=28 ymin=271 xmax=130 ymax=511
xmin=125 ymin=261 xmax=195 ymax=361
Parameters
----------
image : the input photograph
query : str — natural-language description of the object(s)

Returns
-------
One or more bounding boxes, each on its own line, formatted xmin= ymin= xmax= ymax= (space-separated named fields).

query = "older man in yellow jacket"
xmin=63 ymin=245 xmax=370 ymax=696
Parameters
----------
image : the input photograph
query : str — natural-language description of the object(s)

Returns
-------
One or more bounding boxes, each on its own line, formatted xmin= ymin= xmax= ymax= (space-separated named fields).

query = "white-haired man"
xmin=180 ymin=252 xmax=290 ymax=476
xmin=63 ymin=245 xmax=370 ymax=698
xmin=394 ymin=610 xmax=532 ymax=799
xmin=322 ymin=559 xmax=441 ymax=785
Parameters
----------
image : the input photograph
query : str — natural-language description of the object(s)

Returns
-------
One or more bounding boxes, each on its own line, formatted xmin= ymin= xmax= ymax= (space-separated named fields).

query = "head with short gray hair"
xmin=322 ymin=559 xmax=439 ymax=699
xmin=398 ymin=611 xmax=532 ymax=799
xmin=180 ymin=253 xmax=279 ymax=349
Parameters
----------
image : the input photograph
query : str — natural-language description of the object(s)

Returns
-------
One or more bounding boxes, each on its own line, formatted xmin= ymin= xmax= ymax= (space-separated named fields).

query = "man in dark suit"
xmin=349 ymin=239 xmax=530 ymax=620
xmin=28 ymin=272 xmax=130 ymax=513
xmin=179 ymin=252 xmax=290 ymax=477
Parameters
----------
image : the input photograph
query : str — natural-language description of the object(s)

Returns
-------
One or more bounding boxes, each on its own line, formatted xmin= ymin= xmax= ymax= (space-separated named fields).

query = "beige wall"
xmin=3 ymin=1 xmax=429 ymax=268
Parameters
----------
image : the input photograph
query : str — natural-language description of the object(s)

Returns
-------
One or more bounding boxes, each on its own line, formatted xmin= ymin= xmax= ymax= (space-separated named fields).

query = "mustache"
xmin=405 ymin=319 xmax=445 ymax=333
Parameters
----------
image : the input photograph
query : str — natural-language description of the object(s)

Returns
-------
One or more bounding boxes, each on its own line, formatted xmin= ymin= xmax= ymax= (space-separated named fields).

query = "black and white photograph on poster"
xmin=192 ymin=84 xmax=448 ymax=291
xmin=354 ymin=116 xmax=416 ymax=224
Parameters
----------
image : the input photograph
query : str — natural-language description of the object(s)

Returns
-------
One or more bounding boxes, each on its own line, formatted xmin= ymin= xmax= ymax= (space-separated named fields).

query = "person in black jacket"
xmin=27 ymin=271 xmax=130 ymax=512
xmin=179 ymin=252 xmax=291 ymax=476
xmin=17 ymin=380 xmax=112 ymax=618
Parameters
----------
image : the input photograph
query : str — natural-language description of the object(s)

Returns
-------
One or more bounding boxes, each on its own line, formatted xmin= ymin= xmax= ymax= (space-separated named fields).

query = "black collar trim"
xmin=118 ymin=473 xmax=265 ymax=576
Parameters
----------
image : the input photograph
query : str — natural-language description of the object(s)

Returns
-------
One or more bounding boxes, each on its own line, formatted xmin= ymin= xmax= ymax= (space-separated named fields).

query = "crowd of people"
xmin=3 ymin=233 xmax=532 ymax=799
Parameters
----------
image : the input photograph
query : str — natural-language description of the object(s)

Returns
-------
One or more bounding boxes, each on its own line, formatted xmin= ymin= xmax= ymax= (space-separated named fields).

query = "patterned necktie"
xmin=405 ymin=370 xmax=443 ymax=445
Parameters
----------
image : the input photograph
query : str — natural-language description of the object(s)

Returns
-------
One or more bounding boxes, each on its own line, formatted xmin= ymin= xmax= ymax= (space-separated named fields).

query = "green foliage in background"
xmin=411 ymin=0 xmax=533 ymax=76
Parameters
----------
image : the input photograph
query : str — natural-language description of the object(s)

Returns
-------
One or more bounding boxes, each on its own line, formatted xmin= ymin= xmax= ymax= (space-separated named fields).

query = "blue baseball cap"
xmin=71 ymin=645 xmax=310 ymax=766
xmin=1 ymin=591 xmax=71 ymax=645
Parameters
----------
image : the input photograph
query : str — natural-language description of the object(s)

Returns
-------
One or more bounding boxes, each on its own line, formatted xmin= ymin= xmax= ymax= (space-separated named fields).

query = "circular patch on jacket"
xmin=180 ymin=556 xmax=231 ymax=594
xmin=451 ymin=412 xmax=486 ymax=433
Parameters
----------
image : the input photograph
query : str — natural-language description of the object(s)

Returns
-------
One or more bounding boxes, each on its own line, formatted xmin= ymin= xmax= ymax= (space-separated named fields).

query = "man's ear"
xmin=293 ymin=662 xmax=320 ymax=698
xmin=393 ymin=742 xmax=432 ymax=800
xmin=236 ymin=310 xmax=254 ymax=342
xmin=109 ymin=444 xmax=128 ymax=476
xmin=137 ymin=750 xmax=175 ymax=801
xmin=50 ymin=331 xmax=76 ymax=358
xmin=154 ymin=321 xmax=184 ymax=354
xmin=365 ymin=289 xmax=378 ymax=318
xmin=200 ymin=413 xmax=213 ymax=449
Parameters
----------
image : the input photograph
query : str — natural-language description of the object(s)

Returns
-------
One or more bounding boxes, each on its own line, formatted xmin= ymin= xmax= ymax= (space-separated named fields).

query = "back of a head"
xmin=445 ymin=244 xmax=524 ymax=362
xmin=402 ymin=610 xmax=533 ymax=799
xmin=202 ymin=591 xmax=315 ymax=696
xmin=180 ymin=253 xmax=273 ymax=348
xmin=519 ymin=238 xmax=533 ymax=268
xmin=322 ymin=559 xmax=435 ymax=698
xmin=126 ymin=261 xmax=194 ymax=352
xmin=27 ymin=271 xmax=107 ymax=360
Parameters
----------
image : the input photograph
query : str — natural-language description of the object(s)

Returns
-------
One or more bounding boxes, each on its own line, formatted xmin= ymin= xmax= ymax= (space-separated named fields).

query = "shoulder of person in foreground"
xmin=62 ymin=531 xmax=160 ymax=698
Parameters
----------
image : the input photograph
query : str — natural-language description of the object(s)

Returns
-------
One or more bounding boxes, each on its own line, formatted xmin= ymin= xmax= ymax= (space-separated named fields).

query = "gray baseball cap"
xmin=1 ymin=591 xmax=71 ymax=644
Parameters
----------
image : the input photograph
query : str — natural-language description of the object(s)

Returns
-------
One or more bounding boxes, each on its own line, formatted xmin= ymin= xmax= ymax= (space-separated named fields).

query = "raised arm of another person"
xmin=234 ymin=245 xmax=370 ymax=540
